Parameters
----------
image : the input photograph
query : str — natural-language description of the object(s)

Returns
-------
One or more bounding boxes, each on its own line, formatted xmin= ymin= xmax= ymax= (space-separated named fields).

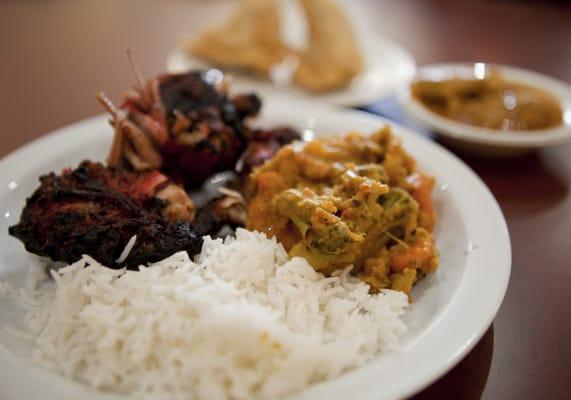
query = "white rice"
xmin=0 ymin=281 xmax=16 ymax=296
xmin=16 ymin=229 xmax=409 ymax=400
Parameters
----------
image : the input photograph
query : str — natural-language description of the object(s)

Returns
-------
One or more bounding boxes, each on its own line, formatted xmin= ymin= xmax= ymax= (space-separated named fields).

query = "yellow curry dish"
xmin=246 ymin=127 xmax=438 ymax=294
xmin=411 ymin=75 xmax=563 ymax=131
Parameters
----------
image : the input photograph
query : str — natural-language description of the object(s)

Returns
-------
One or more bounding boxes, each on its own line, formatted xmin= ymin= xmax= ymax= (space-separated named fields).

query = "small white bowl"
xmin=399 ymin=63 xmax=571 ymax=156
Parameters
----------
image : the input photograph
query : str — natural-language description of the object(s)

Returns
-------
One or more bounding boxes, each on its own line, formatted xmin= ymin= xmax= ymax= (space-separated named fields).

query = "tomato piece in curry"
xmin=246 ymin=127 xmax=438 ymax=294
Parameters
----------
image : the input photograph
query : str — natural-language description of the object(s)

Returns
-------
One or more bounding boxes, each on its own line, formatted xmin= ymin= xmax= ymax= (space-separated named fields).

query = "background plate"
xmin=167 ymin=37 xmax=416 ymax=107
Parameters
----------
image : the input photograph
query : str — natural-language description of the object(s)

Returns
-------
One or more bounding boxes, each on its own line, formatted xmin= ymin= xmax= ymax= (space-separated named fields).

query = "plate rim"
xmin=0 ymin=102 xmax=511 ymax=400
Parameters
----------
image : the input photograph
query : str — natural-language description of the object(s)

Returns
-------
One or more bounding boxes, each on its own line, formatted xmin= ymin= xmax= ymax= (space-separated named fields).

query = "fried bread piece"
xmin=294 ymin=0 xmax=363 ymax=91
xmin=187 ymin=0 xmax=288 ymax=74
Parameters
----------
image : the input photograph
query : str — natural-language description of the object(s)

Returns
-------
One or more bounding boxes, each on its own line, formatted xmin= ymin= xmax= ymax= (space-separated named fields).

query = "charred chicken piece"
xmin=236 ymin=127 xmax=301 ymax=174
xmin=8 ymin=161 xmax=201 ymax=269
xmin=193 ymin=188 xmax=248 ymax=236
xmin=97 ymin=70 xmax=262 ymax=188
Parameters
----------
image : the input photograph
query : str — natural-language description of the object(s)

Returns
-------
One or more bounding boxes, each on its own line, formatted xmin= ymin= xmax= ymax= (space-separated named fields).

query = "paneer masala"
xmin=246 ymin=127 xmax=438 ymax=293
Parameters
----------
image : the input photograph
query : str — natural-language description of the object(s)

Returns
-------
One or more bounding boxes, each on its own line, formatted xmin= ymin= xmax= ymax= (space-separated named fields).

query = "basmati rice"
xmin=17 ymin=229 xmax=408 ymax=399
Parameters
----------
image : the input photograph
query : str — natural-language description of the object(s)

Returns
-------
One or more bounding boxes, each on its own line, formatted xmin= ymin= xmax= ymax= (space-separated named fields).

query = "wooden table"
xmin=1 ymin=1 xmax=570 ymax=398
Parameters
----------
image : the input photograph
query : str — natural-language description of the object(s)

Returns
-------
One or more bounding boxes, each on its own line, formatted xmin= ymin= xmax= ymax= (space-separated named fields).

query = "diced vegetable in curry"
xmin=246 ymin=127 xmax=438 ymax=294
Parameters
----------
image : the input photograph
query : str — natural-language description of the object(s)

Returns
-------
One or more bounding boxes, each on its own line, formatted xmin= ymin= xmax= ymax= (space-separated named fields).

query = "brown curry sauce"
xmin=411 ymin=76 xmax=563 ymax=131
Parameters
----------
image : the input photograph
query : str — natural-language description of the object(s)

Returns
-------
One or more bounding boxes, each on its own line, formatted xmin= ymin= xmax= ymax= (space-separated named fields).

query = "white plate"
xmin=0 ymin=99 xmax=510 ymax=400
xmin=167 ymin=36 xmax=416 ymax=107
xmin=399 ymin=63 xmax=571 ymax=156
